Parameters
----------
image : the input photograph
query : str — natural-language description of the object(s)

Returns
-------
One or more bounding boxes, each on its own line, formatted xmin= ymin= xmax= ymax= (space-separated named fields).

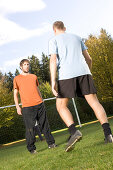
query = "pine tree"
xmin=3 ymin=72 xmax=14 ymax=91
xmin=15 ymin=69 xmax=20 ymax=76
xmin=28 ymin=55 xmax=42 ymax=82
xmin=40 ymin=53 xmax=50 ymax=83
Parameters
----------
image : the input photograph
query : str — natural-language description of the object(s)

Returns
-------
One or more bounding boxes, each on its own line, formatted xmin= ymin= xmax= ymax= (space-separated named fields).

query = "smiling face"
xmin=20 ymin=61 xmax=30 ymax=73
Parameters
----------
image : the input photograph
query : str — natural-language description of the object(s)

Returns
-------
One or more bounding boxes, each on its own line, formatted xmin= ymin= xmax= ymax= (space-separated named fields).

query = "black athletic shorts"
xmin=57 ymin=74 xmax=97 ymax=98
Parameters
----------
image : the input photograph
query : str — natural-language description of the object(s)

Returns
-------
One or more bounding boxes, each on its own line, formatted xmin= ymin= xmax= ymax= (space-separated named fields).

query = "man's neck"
xmin=21 ymin=72 xmax=29 ymax=76
xmin=55 ymin=31 xmax=65 ymax=35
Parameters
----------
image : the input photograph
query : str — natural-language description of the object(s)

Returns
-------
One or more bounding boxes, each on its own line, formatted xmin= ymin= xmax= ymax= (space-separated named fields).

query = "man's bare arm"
xmin=49 ymin=54 xmax=58 ymax=96
xmin=14 ymin=89 xmax=22 ymax=115
xmin=82 ymin=50 xmax=92 ymax=70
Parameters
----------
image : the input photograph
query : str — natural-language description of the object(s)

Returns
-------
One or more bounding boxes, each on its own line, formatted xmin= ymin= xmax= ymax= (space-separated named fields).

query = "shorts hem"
xmin=57 ymin=92 xmax=97 ymax=99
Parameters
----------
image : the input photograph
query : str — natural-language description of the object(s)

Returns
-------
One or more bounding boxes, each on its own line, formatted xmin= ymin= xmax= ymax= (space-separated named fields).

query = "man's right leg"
xmin=56 ymin=98 xmax=74 ymax=126
xmin=22 ymin=107 xmax=36 ymax=153
xmin=56 ymin=98 xmax=82 ymax=151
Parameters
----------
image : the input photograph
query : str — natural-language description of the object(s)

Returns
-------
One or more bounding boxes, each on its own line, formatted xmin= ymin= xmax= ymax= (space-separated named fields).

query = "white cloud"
xmin=0 ymin=0 xmax=46 ymax=15
xmin=0 ymin=0 xmax=51 ymax=46
xmin=0 ymin=16 xmax=51 ymax=46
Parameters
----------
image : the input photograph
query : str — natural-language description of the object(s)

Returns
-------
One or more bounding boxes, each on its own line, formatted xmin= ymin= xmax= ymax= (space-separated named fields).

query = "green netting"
xmin=0 ymin=98 xmax=113 ymax=144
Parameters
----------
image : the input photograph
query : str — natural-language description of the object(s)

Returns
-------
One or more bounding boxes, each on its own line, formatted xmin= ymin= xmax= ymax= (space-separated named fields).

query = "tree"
xmin=40 ymin=53 xmax=50 ymax=83
xmin=85 ymin=29 xmax=113 ymax=101
xmin=0 ymin=71 xmax=3 ymax=80
xmin=15 ymin=69 xmax=20 ymax=76
xmin=0 ymin=81 xmax=14 ymax=128
xmin=3 ymin=72 xmax=14 ymax=91
xmin=28 ymin=55 xmax=42 ymax=82
xmin=39 ymin=82 xmax=53 ymax=99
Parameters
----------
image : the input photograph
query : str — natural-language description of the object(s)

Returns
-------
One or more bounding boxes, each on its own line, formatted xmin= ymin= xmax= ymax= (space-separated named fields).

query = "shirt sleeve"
xmin=36 ymin=76 xmax=39 ymax=86
xmin=13 ymin=77 xmax=19 ymax=90
xmin=48 ymin=38 xmax=58 ymax=56
xmin=81 ymin=40 xmax=88 ymax=51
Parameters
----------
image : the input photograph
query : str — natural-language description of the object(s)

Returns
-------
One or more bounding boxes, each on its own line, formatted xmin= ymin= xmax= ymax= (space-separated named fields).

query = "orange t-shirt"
xmin=13 ymin=74 xmax=43 ymax=107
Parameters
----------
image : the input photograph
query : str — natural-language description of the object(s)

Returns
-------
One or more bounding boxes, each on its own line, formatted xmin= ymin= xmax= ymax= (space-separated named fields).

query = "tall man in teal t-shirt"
xmin=49 ymin=21 xmax=113 ymax=152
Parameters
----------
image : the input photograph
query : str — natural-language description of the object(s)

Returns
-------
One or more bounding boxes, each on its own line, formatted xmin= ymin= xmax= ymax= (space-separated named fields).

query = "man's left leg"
xmin=37 ymin=102 xmax=57 ymax=148
xmin=34 ymin=123 xmax=43 ymax=141
xmin=84 ymin=94 xmax=113 ymax=143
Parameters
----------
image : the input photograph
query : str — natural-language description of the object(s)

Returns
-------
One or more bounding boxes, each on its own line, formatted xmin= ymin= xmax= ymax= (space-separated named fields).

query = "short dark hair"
xmin=53 ymin=21 xmax=65 ymax=30
xmin=20 ymin=59 xmax=30 ymax=67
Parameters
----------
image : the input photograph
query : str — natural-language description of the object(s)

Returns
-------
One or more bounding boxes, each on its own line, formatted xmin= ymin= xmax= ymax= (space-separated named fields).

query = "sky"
xmin=0 ymin=0 xmax=113 ymax=74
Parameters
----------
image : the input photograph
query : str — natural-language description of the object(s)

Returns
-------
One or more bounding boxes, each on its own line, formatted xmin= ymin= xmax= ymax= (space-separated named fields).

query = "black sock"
xmin=102 ymin=123 xmax=112 ymax=138
xmin=68 ymin=123 xmax=77 ymax=135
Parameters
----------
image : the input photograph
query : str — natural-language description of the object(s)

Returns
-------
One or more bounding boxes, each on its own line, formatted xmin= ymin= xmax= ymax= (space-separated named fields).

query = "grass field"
xmin=1 ymin=118 xmax=113 ymax=170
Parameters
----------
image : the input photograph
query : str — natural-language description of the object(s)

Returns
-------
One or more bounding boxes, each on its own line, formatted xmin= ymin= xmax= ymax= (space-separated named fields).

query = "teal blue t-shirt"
xmin=48 ymin=33 xmax=91 ymax=80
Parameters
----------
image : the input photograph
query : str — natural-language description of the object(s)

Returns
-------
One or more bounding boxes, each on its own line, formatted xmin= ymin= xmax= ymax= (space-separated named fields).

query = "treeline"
xmin=0 ymin=29 xmax=113 ymax=144
xmin=0 ymin=53 xmax=50 ymax=92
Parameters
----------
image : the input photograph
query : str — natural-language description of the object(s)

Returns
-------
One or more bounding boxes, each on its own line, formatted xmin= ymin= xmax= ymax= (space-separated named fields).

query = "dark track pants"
xmin=34 ymin=124 xmax=43 ymax=141
xmin=22 ymin=102 xmax=55 ymax=152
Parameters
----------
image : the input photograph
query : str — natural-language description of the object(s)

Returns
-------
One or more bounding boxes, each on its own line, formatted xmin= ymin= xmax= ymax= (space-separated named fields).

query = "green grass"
xmin=1 ymin=118 xmax=113 ymax=170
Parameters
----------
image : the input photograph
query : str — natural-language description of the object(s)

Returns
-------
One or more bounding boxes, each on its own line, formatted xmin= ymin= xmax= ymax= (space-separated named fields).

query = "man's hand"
xmin=16 ymin=106 xmax=22 ymax=115
xmin=51 ymin=81 xmax=58 ymax=97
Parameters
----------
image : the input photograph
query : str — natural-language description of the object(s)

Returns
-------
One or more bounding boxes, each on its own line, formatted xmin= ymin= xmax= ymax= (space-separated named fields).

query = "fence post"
xmin=72 ymin=98 xmax=82 ymax=127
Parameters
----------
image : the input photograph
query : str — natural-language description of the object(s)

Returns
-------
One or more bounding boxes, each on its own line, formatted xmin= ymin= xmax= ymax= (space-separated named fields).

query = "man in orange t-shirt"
xmin=13 ymin=59 xmax=56 ymax=154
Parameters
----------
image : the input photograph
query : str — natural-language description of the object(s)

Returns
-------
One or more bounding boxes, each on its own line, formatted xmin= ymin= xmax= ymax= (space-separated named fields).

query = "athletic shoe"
xmin=48 ymin=143 xmax=57 ymax=148
xmin=65 ymin=130 xmax=82 ymax=152
xmin=105 ymin=134 xmax=113 ymax=144
xmin=30 ymin=150 xmax=37 ymax=154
